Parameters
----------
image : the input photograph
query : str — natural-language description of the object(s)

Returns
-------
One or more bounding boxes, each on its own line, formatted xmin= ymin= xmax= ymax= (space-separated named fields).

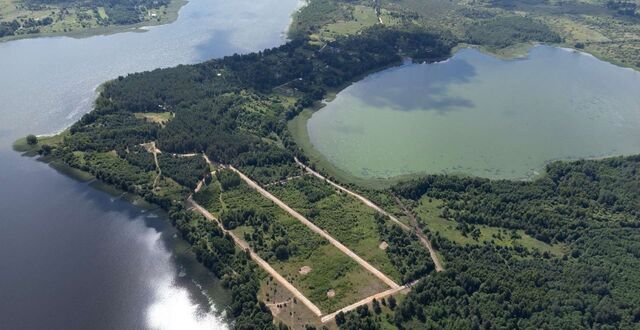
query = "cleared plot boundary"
xmin=187 ymin=197 xmax=324 ymax=317
xmin=320 ymin=280 xmax=417 ymax=323
xmin=151 ymin=147 xmax=410 ymax=322
xmin=294 ymin=157 xmax=445 ymax=272
xmin=227 ymin=165 xmax=401 ymax=290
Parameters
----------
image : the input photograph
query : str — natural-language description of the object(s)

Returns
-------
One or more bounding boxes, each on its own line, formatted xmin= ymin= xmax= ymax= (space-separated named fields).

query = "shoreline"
xmin=14 ymin=39 xmax=639 ymax=191
xmin=287 ymin=43 xmax=640 ymax=189
xmin=0 ymin=0 xmax=188 ymax=44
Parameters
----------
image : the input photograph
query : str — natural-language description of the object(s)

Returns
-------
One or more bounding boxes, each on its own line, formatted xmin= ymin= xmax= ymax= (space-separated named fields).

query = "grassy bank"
xmin=13 ymin=130 xmax=68 ymax=156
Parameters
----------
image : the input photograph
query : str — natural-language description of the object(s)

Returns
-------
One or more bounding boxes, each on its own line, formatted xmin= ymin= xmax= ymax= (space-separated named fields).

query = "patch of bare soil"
xmin=299 ymin=266 xmax=312 ymax=275
xmin=327 ymin=289 xmax=336 ymax=298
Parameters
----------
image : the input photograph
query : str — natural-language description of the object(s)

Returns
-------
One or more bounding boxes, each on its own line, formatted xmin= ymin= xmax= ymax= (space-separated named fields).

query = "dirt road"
xmin=227 ymin=165 xmax=400 ymax=290
xmin=188 ymin=198 xmax=323 ymax=317
xmin=294 ymin=158 xmax=410 ymax=231
xmin=294 ymin=157 xmax=444 ymax=272
xmin=395 ymin=197 xmax=444 ymax=272
xmin=142 ymin=142 xmax=162 ymax=189
xmin=320 ymin=281 xmax=416 ymax=323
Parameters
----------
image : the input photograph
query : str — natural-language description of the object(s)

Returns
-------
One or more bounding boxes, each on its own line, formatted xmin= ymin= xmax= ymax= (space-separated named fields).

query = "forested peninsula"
xmin=15 ymin=0 xmax=640 ymax=329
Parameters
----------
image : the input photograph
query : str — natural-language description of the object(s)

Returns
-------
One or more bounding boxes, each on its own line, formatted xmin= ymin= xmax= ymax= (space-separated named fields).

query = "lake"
xmin=305 ymin=45 xmax=640 ymax=181
xmin=0 ymin=0 xmax=301 ymax=329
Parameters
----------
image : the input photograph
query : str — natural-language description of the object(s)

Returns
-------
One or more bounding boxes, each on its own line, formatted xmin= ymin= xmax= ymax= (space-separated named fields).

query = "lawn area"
xmin=96 ymin=7 xmax=109 ymax=20
xmin=13 ymin=130 xmax=68 ymax=156
xmin=266 ymin=175 xmax=403 ymax=283
xmin=321 ymin=5 xmax=379 ymax=38
xmin=153 ymin=175 xmax=186 ymax=201
xmin=134 ymin=111 xmax=173 ymax=127
xmin=414 ymin=196 xmax=566 ymax=256
xmin=199 ymin=172 xmax=389 ymax=312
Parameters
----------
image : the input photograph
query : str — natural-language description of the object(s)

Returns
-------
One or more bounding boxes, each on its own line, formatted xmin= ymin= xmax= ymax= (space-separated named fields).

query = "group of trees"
xmin=607 ymin=1 xmax=639 ymax=17
xmin=466 ymin=16 xmax=562 ymax=48
xmin=157 ymin=154 xmax=209 ymax=190
xmin=171 ymin=210 xmax=275 ymax=329
xmin=0 ymin=16 xmax=53 ymax=37
xmin=220 ymin=207 xmax=294 ymax=262
xmin=386 ymin=156 xmax=640 ymax=328
xmin=375 ymin=214 xmax=435 ymax=284
xmin=0 ymin=20 xmax=19 ymax=37
xmin=119 ymin=145 xmax=156 ymax=171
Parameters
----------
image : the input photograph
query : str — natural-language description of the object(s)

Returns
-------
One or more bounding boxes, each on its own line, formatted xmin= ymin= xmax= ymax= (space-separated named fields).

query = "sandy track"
xmin=227 ymin=165 xmax=400 ymax=290
xmin=395 ymin=198 xmax=444 ymax=272
xmin=142 ymin=142 xmax=163 ymax=189
xmin=294 ymin=158 xmax=410 ymax=231
xmin=320 ymin=281 xmax=416 ymax=323
xmin=188 ymin=197 xmax=323 ymax=317
xmin=295 ymin=158 xmax=444 ymax=272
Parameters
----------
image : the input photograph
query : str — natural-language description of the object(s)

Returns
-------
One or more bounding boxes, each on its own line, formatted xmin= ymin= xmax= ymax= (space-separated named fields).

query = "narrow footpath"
xmin=394 ymin=197 xmax=445 ymax=272
xmin=142 ymin=142 xmax=162 ymax=189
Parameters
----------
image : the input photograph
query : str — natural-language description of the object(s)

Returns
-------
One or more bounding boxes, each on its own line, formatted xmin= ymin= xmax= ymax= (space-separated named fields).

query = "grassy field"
xmin=266 ymin=175 xmax=404 ymax=282
xmin=198 ymin=173 xmax=390 ymax=312
xmin=414 ymin=196 xmax=566 ymax=256
xmin=134 ymin=111 xmax=173 ymax=127
xmin=13 ymin=130 xmax=68 ymax=155
xmin=318 ymin=5 xmax=379 ymax=40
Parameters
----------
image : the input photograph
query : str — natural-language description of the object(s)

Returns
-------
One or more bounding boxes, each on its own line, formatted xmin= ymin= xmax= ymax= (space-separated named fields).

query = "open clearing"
xmin=134 ymin=112 xmax=173 ymax=126
xmin=414 ymin=196 xmax=566 ymax=256
xmin=266 ymin=174 xmax=403 ymax=282
xmin=198 ymin=173 xmax=391 ymax=312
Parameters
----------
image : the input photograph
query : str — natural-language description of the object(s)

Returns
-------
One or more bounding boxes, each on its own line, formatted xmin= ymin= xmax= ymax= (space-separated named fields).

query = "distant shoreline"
xmin=0 ymin=0 xmax=188 ymax=44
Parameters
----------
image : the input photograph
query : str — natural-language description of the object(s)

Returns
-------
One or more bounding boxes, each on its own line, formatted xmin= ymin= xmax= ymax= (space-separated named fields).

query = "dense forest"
xmin=157 ymin=154 xmax=209 ymax=190
xmin=375 ymin=156 xmax=639 ymax=329
xmin=375 ymin=213 xmax=435 ymax=284
xmin=465 ymin=16 xmax=562 ymax=48
xmin=171 ymin=210 xmax=275 ymax=329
